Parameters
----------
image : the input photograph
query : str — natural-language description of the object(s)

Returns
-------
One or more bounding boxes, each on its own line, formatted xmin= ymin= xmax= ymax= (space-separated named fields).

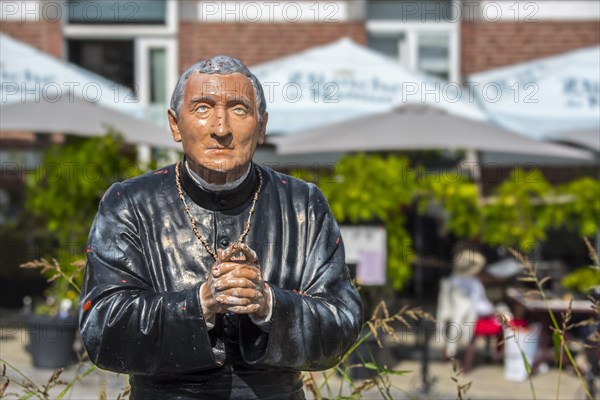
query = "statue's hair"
xmin=170 ymin=55 xmax=266 ymax=121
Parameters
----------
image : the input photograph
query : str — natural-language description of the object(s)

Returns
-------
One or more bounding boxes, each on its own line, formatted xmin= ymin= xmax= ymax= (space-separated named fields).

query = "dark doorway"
xmin=68 ymin=39 xmax=135 ymax=90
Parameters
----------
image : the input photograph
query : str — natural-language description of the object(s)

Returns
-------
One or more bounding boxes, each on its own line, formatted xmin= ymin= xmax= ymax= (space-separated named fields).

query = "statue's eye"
xmin=232 ymin=107 xmax=248 ymax=115
xmin=197 ymin=105 xmax=209 ymax=112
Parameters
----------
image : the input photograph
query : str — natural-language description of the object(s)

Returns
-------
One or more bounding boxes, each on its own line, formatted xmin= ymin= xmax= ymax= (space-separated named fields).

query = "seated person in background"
xmin=450 ymin=250 xmax=495 ymax=318
xmin=437 ymin=249 xmax=501 ymax=360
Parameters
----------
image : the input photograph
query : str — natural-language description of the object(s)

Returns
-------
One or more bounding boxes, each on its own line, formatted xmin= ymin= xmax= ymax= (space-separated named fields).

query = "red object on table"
xmin=463 ymin=315 xmax=520 ymax=372
xmin=474 ymin=316 xmax=503 ymax=336
xmin=508 ymin=319 xmax=528 ymax=328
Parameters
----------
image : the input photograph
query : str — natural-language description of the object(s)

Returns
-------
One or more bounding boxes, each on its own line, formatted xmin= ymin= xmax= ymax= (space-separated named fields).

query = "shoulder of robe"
xmin=122 ymin=163 xmax=176 ymax=195
xmin=99 ymin=164 xmax=176 ymax=208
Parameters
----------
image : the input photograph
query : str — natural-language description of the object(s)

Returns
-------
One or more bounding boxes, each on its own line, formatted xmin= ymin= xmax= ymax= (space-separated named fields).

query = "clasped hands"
xmin=200 ymin=242 xmax=271 ymax=321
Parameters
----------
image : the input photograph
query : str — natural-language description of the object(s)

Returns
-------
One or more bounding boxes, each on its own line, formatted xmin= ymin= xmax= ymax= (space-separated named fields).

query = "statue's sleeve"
xmin=79 ymin=182 xmax=220 ymax=375
xmin=239 ymin=185 xmax=363 ymax=370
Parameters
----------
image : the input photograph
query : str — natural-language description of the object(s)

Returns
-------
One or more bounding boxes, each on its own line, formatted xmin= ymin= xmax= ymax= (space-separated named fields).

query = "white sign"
xmin=340 ymin=225 xmax=387 ymax=286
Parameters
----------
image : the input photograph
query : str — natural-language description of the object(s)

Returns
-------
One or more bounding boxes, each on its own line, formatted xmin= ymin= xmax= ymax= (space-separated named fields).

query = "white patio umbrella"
xmin=469 ymin=46 xmax=600 ymax=139
xmin=0 ymin=33 xmax=141 ymax=116
xmin=0 ymin=96 xmax=179 ymax=150
xmin=0 ymin=34 xmax=179 ymax=154
xmin=548 ymin=128 xmax=600 ymax=153
xmin=271 ymin=105 xmax=592 ymax=160
xmin=252 ymin=38 xmax=487 ymax=135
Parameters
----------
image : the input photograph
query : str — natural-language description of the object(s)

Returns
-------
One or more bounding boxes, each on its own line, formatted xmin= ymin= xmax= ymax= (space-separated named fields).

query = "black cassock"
xmin=79 ymin=162 xmax=362 ymax=399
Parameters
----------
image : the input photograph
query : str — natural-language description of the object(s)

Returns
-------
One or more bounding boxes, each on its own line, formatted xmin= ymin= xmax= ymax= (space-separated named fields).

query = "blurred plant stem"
xmin=509 ymin=242 xmax=598 ymax=400
xmin=302 ymin=300 xmax=433 ymax=399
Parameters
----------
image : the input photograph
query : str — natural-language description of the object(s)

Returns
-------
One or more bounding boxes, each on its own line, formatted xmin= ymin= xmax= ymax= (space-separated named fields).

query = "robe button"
xmin=219 ymin=199 xmax=228 ymax=207
xmin=220 ymin=238 xmax=230 ymax=247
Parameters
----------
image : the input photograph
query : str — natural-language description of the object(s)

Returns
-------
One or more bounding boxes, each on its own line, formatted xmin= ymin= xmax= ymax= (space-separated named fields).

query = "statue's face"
xmin=169 ymin=72 xmax=267 ymax=179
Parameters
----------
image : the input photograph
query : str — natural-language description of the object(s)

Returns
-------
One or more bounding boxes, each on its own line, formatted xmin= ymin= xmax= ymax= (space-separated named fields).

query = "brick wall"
xmin=0 ymin=20 xmax=62 ymax=58
xmin=179 ymin=22 xmax=366 ymax=71
xmin=462 ymin=21 xmax=600 ymax=76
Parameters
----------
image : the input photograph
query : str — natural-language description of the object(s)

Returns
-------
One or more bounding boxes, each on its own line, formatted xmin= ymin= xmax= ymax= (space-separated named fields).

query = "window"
xmin=146 ymin=47 xmax=168 ymax=126
xmin=366 ymin=0 xmax=460 ymax=82
xmin=149 ymin=49 xmax=166 ymax=104
xmin=62 ymin=1 xmax=178 ymax=128
xmin=67 ymin=0 xmax=167 ymax=25
xmin=418 ymin=33 xmax=450 ymax=80
xmin=68 ymin=40 xmax=135 ymax=90
xmin=367 ymin=33 xmax=405 ymax=61
xmin=367 ymin=0 xmax=456 ymax=22
xmin=136 ymin=39 xmax=177 ymax=127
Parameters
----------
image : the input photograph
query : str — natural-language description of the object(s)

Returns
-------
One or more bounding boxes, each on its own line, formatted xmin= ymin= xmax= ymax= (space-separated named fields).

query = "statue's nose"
xmin=211 ymin=107 xmax=231 ymax=137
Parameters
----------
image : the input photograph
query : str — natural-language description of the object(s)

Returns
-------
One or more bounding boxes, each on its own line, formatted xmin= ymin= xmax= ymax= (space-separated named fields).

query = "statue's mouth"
xmin=207 ymin=146 xmax=233 ymax=152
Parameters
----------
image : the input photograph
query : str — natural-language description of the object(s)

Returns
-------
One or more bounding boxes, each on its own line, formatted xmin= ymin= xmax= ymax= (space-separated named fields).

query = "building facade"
xmin=2 ymin=0 xmax=598 ymax=126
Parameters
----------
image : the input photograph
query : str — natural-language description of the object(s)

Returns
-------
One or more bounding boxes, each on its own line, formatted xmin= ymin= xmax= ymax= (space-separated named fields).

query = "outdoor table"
xmin=505 ymin=287 xmax=595 ymax=372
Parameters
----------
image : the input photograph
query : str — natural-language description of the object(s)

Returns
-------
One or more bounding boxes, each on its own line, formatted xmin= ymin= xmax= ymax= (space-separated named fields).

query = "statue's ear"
xmin=168 ymin=109 xmax=182 ymax=142
xmin=257 ymin=112 xmax=268 ymax=145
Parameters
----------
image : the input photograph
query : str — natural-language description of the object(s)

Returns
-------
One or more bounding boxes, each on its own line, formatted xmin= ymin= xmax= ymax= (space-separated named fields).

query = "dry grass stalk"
xmin=351 ymin=378 xmax=377 ymax=396
xmin=0 ymin=363 xmax=9 ymax=398
xmin=302 ymin=372 xmax=319 ymax=399
xmin=20 ymin=258 xmax=85 ymax=293
xmin=562 ymin=240 xmax=600 ymax=351
xmin=522 ymin=290 xmax=542 ymax=299
xmin=449 ymin=357 xmax=471 ymax=400
xmin=20 ymin=258 xmax=60 ymax=273
xmin=41 ymin=368 xmax=68 ymax=396
xmin=538 ymin=276 xmax=551 ymax=287
xmin=0 ymin=379 xmax=8 ymax=398
xmin=98 ymin=381 xmax=107 ymax=400
xmin=302 ymin=300 xmax=432 ymax=399
xmin=367 ymin=301 xmax=434 ymax=349
xmin=509 ymin=244 xmax=597 ymax=400
xmin=115 ymin=385 xmax=131 ymax=400
xmin=583 ymin=237 xmax=599 ymax=269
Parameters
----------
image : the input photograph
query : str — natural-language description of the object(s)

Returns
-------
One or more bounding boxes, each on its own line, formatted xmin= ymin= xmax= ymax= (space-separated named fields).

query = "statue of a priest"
xmin=79 ymin=55 xmax=362 ymax=399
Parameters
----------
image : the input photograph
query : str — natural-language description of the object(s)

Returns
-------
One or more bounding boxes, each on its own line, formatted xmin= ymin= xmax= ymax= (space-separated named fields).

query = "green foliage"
xmin=294 ymin=154 xmax=479 ymax=291
xmin=26 ymin=131 xmax=144 ymax=248
xmin=418 ymin=170 xmax=480 ymax=238
xmin=294 ymin=155 xmax=600 ymax=291
xmin=482 ymin=171 xmax=600 ymax=252
xmin=25 ymin=131 xmax=147 ymax=313
xmin=386 ymin=213 xmax=413 ymax=290
xmin=319 ymin=154 xmax=417 ymax=222
xmin=482 ymin=169 xmax=553 ymax=251
xmin=561 ymin=266 xmax=600 ymax=293
xmin=555 ymin=177 xmax=600 ymax=237
xmin=298 ymin=154 xmax=419 ymax=290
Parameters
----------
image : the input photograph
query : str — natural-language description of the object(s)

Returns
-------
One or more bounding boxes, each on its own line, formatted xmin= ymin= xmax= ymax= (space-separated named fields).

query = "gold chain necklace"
xmin=175 ymin=161 xmax=263 ymax=260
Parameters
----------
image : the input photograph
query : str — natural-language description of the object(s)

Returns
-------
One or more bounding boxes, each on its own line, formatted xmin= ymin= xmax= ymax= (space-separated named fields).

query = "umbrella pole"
xmin=137 ymin=144 xmax=152 ymax=168
xmin=463 ymin=149 xmax=484 ymax=205
xmin=414 ymin=209 xmax=432 ymax=393
xmin=596 ymin=229 xmax=600 ymax=260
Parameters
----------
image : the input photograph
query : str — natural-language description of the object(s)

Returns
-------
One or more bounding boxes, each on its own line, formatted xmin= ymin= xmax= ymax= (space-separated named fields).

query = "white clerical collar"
xmin=185 ymin=160 xmax=251 ymax=192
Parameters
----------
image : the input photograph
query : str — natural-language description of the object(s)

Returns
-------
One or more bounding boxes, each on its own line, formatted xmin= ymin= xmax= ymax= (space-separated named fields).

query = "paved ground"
xmin=0 ymin=313 xmax=591 ymax=399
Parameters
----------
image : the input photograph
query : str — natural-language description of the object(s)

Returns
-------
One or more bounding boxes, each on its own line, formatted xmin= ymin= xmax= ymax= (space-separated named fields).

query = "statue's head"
xmin=168 ymin=56 xmax=268 ymax=184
